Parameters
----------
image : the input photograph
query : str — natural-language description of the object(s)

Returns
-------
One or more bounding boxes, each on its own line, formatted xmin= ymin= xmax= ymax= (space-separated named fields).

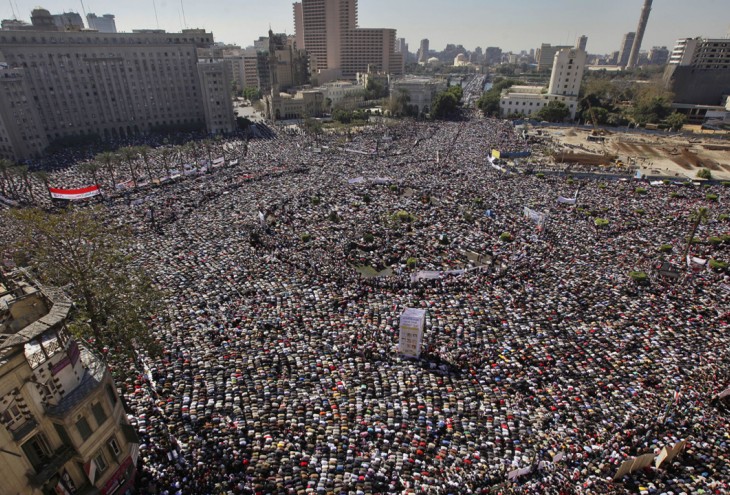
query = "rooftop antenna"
xmin=180 ymin=0 xmax=187 ymax=28
xmin=8 ymin=0 xmax=16 ymax=19
xmin=152 ymin=0 xmax=160 ymax=29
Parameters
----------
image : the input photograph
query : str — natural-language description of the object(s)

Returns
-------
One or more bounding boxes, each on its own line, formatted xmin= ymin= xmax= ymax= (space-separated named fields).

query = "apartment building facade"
xmin=0 ymin=269 xmax=139 ymax=495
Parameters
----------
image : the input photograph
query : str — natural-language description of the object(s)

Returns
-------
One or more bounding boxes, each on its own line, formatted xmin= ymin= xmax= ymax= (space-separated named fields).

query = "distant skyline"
xmin=3 ymin=0 xmax=728 ymax=55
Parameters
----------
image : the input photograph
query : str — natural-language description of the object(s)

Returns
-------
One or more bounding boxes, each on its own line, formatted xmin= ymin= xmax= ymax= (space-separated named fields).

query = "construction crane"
xmin=587 ymin=100 xmax=604 ymax=138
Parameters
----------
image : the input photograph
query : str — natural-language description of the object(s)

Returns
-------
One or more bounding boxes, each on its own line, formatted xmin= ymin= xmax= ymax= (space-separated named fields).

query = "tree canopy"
xmin=477 ymin=78 xmax=519 ymax=117
xmin=2 ymin=207 xmax=164 ymax=358
xmin=537 ymin=100 xmax=570 ymax=122
xmin=430 ymin=85 xmax=463 ymax=120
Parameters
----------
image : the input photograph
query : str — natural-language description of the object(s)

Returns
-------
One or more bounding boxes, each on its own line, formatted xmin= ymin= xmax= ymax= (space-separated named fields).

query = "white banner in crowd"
xmin=557 ymin=195 xmax=577 ymax=205
xmin=410 ymin=269 xmax=467 ymax=282
xmin=655 ymin=446 xmax=669 ymax=468
xmin=523 ymin=207 xmax=546 ymax=225
xmin=213 ymin=156 xmax=225 ymax=167
xmin=346 ymin=177 xmax=393 ymax=185
xmin=686 ymin=256 xmax=707 ymax=268
xmin=631 ymin=453 xmax=655 ymax=472
xmin=488 ymin=156 xmax=506 ymax=172
xmin=399 ymin=308 xmax=425 ymax=358
xmin=507 ymin=466 xmax=532 ymax=480
xmin=614 ymin=439 xmax=686 ymax=479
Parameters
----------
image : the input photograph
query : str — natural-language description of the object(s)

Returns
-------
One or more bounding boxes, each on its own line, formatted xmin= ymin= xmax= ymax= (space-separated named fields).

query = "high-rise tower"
xmin=627 ymin=0 xmax=652 ymax=68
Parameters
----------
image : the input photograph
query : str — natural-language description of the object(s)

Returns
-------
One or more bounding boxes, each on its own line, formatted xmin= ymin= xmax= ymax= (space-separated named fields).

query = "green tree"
xmin=332 ymin=108 xmax=353 ymax=124
xmin=118 ymin=146 xmax=139 ymax=186
xmin=696 ymin=168 xmax=712 ymax=179
xmin=630 ymin=84 xmax=673 ymax=125
xmin=78 ymin=162 xmax=104 ymax=199
xmin=446 ymin=85 xmax=463 ymax=102
xmin=95 ymin=151 xmax=117 ymax=187
xmin=302 ymin=115 xmax=323 ymax=138
xmin=665 ymin=112 xmax=687 ymax=131
xmin=137 ymin=145 xmax=154 ymax=182
xmin=537 ymin=100 xmax=570 ymax=122
xmin=32 ymin=170 xmax=51 ymax=201
xmin=388 ymin=88 xmax=416 ymax=117
xmin=683 ymin=206 xmax=709 ymax=260
xmin=0 ymin=158 xmax=20 ymax=199
xmin=2 ymin=208 xmax=164 ymax=358
xmin=243 ymin=86 xmax=261 ymax=101
xmin=476 ymin=91 xmax=501 ymax=116
xmin=159 ymin=147 xmax=174 ymax=179
xmin=431 ymin=91 xmax=458 ymax=119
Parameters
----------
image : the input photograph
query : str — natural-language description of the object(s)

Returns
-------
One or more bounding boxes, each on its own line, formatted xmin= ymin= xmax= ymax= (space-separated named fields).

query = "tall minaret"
xmin=627 ymin=0 xmax=653 ymax=68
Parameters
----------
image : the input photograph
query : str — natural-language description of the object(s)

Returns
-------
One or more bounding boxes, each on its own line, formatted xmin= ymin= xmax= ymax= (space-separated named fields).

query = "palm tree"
xmin=32 ymin=170 xmax=51 ymax=201
xmin=14 ymin=164 xmax=33 ymax=204
xmin=119 ymin=146 xmax=139 ymax=186
xmin=96 ymin=151 xmax=117 ymax=188
xmin=0 ymin=159 xmax=19 ymax=199
xmin=213 ymin=134 xmax=226 ymax=163
xmin=683 ymin=206 xmax=710 ymax=261
xmin=202 ymin=139 xmax=214 ymax=173
xmin=160 ymin=147 xmax=173 ymax=179
xmin=78 ymin=161 xmax=103 ymax=198
xmin=137 ymin=145 xmax=154 ymax=183
xmin=187 ymin=141 xmax=201 ymax=168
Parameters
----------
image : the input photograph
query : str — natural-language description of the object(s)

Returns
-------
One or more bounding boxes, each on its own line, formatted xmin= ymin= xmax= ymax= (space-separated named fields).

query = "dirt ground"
xmin=538 ymin=126 xmax=730 ymax=179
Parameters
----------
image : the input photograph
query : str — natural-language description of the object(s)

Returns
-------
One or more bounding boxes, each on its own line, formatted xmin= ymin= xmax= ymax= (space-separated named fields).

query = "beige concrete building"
xmin=390 ymin=76 xmax=447 ymax=115
xmin=0 ymin=269 xmax=138 ymax=495
xmin=294 ymin=0 xmax=402 ymax=82
xmin=0 ymin=27 xmax=236 ymax=160
xmin=548 ymin=47 xmax=587 ymax=97
xmin=500 ymin=48 xmax=586 ymax=120
xmin=316 ymin=80 xmax=365 ymax=109
xmin=342 ymin=28 xmax=402 ymax=78
xmin=242 ymin=49 xmax=260 ymax=89
xmin=264 ymin=89 xmax=324 ymax=121
xmin=197 ymin=44 xmax=248 ymax=94
xmin=536 ymin=43 xmax=571 ymax=71
xmin=296 ymin=0 xmax=356 ymax=76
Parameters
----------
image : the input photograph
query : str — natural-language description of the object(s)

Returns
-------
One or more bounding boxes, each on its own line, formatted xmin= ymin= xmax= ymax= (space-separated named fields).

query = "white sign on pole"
xmin=399 ymin=308 xmax=426 ymax=358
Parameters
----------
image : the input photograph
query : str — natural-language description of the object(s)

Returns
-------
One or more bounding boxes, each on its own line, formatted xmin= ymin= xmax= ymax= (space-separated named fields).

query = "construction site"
xmin=533 ymin=125 xmax=730 ymax=180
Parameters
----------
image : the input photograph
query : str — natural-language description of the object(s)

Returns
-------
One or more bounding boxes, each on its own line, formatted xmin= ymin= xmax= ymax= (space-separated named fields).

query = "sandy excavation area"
xmin=538 ymin=125 xmax=730 ymax=180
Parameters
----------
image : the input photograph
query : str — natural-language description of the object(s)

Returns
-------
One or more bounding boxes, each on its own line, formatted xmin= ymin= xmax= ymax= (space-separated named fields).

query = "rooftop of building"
xmin=0 ymin=268 xmax=71 ymax=365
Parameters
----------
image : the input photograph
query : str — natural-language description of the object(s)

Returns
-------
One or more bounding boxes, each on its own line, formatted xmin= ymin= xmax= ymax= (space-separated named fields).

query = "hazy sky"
xmin=4 ymin=0 xmax=728 ymax=54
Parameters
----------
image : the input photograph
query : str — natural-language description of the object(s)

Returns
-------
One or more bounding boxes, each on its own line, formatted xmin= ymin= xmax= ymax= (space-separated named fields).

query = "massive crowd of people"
xmin=9 ymin=112 xmax=730 ymax=494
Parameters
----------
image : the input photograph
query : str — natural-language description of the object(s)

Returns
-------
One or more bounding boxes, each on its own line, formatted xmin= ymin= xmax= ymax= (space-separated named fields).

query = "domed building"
xmin=454 ymin=53 xmax=469 ymax=66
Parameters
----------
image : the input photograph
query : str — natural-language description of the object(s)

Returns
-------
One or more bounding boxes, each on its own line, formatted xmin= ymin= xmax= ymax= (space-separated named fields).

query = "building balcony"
xmin=27 ymin=444 xmax=77 ymax=487
xmin=10 ymin=418 xmax=38 ymax=442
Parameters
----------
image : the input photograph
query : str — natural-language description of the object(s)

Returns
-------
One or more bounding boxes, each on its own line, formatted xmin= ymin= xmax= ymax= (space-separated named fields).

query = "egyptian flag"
xmin=49 ymin=185 xmax=101 ymax=200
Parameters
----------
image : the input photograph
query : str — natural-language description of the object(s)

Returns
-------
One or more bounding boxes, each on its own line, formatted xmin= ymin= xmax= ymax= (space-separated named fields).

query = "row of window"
xmin=1 ymin=35 xmax=210 ymax=45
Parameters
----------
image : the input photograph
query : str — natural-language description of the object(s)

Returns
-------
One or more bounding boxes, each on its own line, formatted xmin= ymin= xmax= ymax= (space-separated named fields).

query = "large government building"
xmin=0 ymin=9 xmax=236 ymax=161
xmin=0 ymin=268 xmax=139 ymax=495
